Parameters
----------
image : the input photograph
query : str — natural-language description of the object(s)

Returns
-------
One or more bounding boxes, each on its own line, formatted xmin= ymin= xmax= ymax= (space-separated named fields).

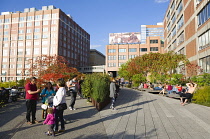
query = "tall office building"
xmin=0 ymin=5 xmax=90 ymax=81
xmin=106 ymin=23 xmax=164 ymax=77
xmin=141 ymin=23 xmax=164 ymax=44
xmin=163 ymin=0 xmax=210 ymax=74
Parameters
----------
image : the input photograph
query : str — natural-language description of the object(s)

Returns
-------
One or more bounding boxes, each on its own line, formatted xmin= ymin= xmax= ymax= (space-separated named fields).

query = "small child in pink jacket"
xmin=43 ymin=108 xmax=55 ymax=136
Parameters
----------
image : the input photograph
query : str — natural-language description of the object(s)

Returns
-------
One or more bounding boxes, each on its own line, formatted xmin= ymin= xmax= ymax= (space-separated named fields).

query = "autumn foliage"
xmin=23 ymin=55 xmax=79 ymax=84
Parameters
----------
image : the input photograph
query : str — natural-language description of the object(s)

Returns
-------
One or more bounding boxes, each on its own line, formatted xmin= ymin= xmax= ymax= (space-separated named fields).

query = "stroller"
xmin=41 ymin=96 xmax=54 ymax=119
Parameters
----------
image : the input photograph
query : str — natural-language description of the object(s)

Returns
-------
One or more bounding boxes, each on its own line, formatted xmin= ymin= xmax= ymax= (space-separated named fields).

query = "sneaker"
xmin=45 ymin=132 xmax=51 ymax=136
xmin=54 ymin=130 xmax=58 ymax=134
xmin=32 ymin=120 xmax=39 ymax=124
xmin=69 ymin=107 xmax=76 ymax=110
xmin=59 ymin=129 xmax=65 ymax=132
xmin=110 ymin=105 xmax=114 ymax=109
xmin=26 ymin=121 xmax=32 ymax=125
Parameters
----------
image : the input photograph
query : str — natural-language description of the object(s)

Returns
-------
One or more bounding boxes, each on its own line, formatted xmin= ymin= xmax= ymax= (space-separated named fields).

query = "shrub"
xmin=192 ymin=86 xmax=210 ymax=106
xmin=81 ymin=73 xmax=110 ymax=103
xmin=131 ymin=74 xmax=146 ymax=87
xmin=191 ymin=73 xmax=210 ymax=86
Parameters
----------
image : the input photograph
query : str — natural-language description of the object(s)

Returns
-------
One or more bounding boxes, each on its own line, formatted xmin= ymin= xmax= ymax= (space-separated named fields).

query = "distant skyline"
xmin=0 ymin=0 xmax=170 ymax=55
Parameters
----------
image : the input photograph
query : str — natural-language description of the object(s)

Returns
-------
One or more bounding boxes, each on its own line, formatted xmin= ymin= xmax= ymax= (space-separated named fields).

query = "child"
xmin=43 ymin=108 xmax=55 ymax=136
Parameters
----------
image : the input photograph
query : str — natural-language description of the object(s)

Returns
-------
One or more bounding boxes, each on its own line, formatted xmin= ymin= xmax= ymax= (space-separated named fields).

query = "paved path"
xmin=0 ymin=88 xmax=210 ymax=139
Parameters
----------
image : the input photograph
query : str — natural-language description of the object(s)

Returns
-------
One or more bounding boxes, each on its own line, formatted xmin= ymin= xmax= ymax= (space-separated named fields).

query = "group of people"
xmin=25 ymin=75 xmax=84 ymax=137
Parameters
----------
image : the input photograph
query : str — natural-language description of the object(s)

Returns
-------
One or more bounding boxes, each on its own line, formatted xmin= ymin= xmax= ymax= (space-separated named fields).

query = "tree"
xmin=24 ymin=55 xmax=79 ymax=83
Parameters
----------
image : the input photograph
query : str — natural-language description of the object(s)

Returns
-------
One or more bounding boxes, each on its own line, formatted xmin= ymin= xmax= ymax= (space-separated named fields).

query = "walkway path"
xmin=0 ymin=88 xmax=210 ymax=139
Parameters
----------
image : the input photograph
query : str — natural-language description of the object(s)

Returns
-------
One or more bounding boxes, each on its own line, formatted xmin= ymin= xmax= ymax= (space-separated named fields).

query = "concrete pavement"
xmin=0 ymin=88 xmax=210 ymax=139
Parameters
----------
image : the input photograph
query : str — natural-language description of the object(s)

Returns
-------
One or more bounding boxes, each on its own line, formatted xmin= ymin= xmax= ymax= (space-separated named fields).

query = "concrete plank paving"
xmin=1 ymin=87 xmax=210 ymax=139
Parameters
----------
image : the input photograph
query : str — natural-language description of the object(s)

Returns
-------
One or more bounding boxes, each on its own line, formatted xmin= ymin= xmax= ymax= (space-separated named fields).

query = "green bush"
xmin=81 ymin=73 xmax=110 ymax=103
xmin=131 ymin=74 xmax=146 ymax=87
xmin=192 ymin=86 xmax=210 ymax=106
xmin=191 ymin=73 xmax=210 ymax=86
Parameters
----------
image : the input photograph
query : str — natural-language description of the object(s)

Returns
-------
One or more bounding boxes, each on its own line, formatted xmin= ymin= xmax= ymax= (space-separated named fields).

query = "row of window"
xmin=0 ymin=14 xmax=58 ymax=24
xmin=0 ymin=20 xmax=57 ymax=29
xmin=197 ymin=2 xmax=210 ymax=26
xmin=198 ymin=29 xmax=210 ymax=50
xmin=108 ymin=47 xmax=159 ymax=53
xmin=108 ymin=55 xmax=137 ymax=60
xmin=168 ymin=31 xmax=184 ymax=51
xmin=107 ymin=63 xmax=127 ymax=67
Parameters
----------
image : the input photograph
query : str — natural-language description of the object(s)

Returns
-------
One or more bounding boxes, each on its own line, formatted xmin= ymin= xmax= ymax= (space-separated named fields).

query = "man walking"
xmin=25 ymin=77 xmax=40 ymax=125
xmin=67 ymin=75 xmax=78 ymax=110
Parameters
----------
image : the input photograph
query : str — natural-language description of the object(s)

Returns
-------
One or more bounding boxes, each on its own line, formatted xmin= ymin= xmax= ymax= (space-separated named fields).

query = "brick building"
xmin=163 ymin=0 xmax=210 ymax=74
xmin=0 ymin=5 xmax=90 ymax=81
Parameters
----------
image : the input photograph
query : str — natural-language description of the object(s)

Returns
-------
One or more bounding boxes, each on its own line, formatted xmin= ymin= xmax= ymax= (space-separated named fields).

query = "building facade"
xmin=0 ymin=5 xmax=90 ymax=81
xmin=106 ymin=24 xmax=164 ymax=77
xmin=163 ymin=0 xmax=210 ymax=74
xmin=89 ymin=49 xmax=105 ymax=66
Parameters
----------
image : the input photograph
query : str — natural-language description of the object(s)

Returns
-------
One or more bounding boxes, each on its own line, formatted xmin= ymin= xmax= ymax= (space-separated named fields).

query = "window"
xmin=129 ymin=48 xmax=137 ymax=52
xmin=34 ymin=41 xmax=40 ymax=45
xmin=3 ymin=43 xmax=8 ymax=47
xmin=52 ymin=13 xmax=58 ymax=19
xmin=4 ymin=25 xmax=9 ymax=29
xmin=150 ymin=47 xmax=158 ymax=51
xmin=42 ymin=47 xmax=48 ymax=54
xmin=118 ymin=55 xmax=126 ymax=60
xmin=198 ymin=30 xmax=210 ymax=50
xmin=26 ymin=41 xmax=31 ymax=46
xmin=199 ymin=56 xmax=210 ymax=73
xmin=10 ymin=49 xmax=15 ymax=55
xmin=18 ymin=30 xmax=24 ymax=34
xmin=43 ymin=21 xmax=48 ymax=25
xmin=118 ymin=63 xmax=125 ymax=67
xmin=119 ymin=49 xmax=126 ymax=52
xmin=34 ymin=48 xmax=39 ymax=55
xmin=17 ymin=64 xmax=22 ymax=68
xmin=177 ymin=31 xmax=184 ymax=45
xmin=42 ymin=34 xmax=48 ymax=39
xmin=129 ymin=55 xmax=137 ymax=59
xmin=171 ymin=13 xmax=176 ymax=24
xmin=34 ymin=28 xmax=40 ymax=32
xmin=108 ymin=63 xmax=116 ymax=67
xmin=27 ymin=22 xmax=32 ymax=27
xmin=35 ymin=15 xmax=42 ymax=20
xmin=27 ymin=16 xmax=33 ymax=21
xmin=42 ymin=41 xmax=48 ymax=45
xmin=3 ymin=37 xmax=8 ymax=41
xmin=140 ymin=48 xmax=147 ymax=52
xmin=18 ymin=36 xmax=24 ymax=40
xmin=26 ymin=29 xmax=32 ymax=33
xmin=43 ymin=14 xmax=50 ymax=19
xmin=5 ymin=18 xmax=10 ymax=23
xmin=198 ymin=3 xmax=210 ymax=26
xmin=2 ymin=58 xmax=7 ymax=62
xmin=108 ymin=49 xmax=116 ymax=53
xmin=177 ymin=1 xmax=183 ymax=15
xmin=51 ymin=27 xmax=57 ymax=31
xmin=19 ymin=23 xmax=24 ymax=27
xmin=25 ymin=49 xmax=30 ymax=55
xmin=108 ymin=55 xmax=116 ymax=60
xmin=34 ymin=35 xmax=40 ymax=39
xmin=43 ymin=27 xmax=48 ymax=32
xmin=18 ymin=49 xmax=23 ymax=55
xmin=18 ymin=42 xmax=24 ymax=46
xmin=19 ymin=17 xmax=25 ymax=22
xmin=26 ymin=35 xmax=32 ymax=40
xmin=35 ymin=21 xmax=40 ymax=26
xmin=171 ymin=26 xmax=176 ymax=37
xmin=150 ymin=40 xmax=158 ymax=44
xmin=177 ymin=15 xmax=184 ymax=30
xmin=17 ymin=57 xmax=23 ymax=61
xmin=2 ymin=64 xmax=7 ymax=68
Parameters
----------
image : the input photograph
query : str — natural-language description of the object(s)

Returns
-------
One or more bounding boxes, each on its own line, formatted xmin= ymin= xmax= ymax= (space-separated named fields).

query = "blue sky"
xmin=0 ymin=0 xmax=170 ymax=55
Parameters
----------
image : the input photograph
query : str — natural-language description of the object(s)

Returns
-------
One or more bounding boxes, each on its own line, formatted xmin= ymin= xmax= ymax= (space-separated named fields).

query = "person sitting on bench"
xmin=180 ymin=82 xmax=197 ymax=106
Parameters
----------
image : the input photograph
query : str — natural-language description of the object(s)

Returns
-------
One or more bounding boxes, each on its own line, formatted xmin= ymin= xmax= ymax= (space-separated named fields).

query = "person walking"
xmin=53 ymin=78 xmax=66 ymax=133
xmin=67 ymin=75 xmax=78 ymax=110
xmin=25 ymin=77 xmax=40 ymax=125
xmin=120 ymin=77 xmax=125 ymax=88
xmin=110 ymin=78 xmax=117 ymax=110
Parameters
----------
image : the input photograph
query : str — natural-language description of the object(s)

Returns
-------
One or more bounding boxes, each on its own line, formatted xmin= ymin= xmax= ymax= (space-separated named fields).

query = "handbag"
xmin=56 ymin=103 xmax=67 ymax=111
